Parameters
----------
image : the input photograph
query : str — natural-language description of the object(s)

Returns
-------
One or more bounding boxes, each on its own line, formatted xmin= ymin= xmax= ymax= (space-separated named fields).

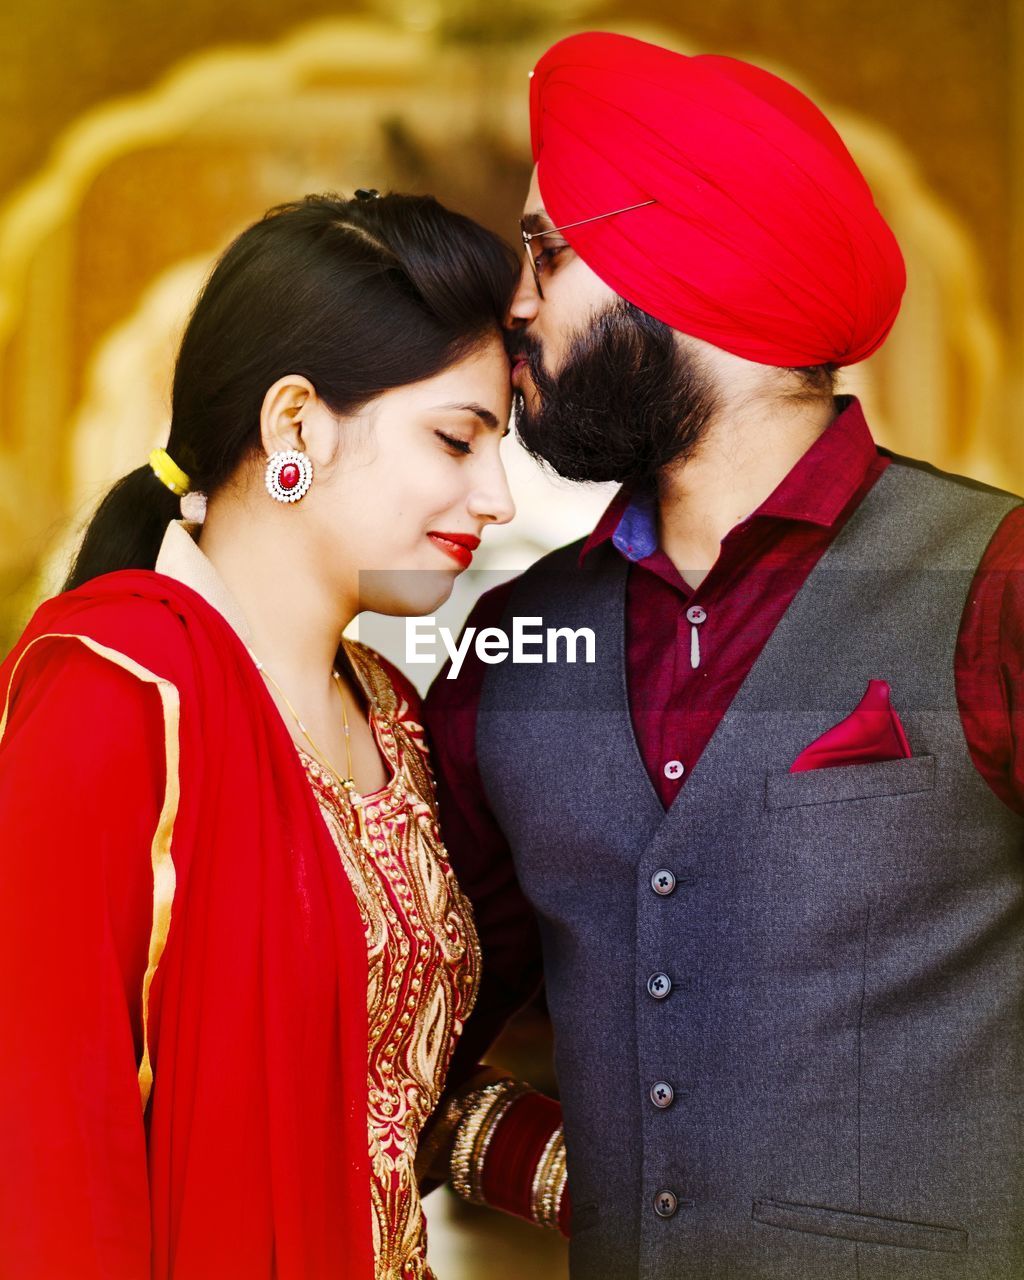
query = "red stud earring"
xmin=265 ymin=450 xmax=313 ymax=503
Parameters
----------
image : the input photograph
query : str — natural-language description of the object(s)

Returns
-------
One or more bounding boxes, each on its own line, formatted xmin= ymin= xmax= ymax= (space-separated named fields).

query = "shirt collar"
xmin=154 ymin=519 xmax=254 ymax=644
xmin=579 ymin=395 xmax=877 ymax=566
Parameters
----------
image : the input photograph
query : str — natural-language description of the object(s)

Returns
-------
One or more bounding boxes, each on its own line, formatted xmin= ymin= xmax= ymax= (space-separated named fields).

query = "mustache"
xmin=504 ymin=330 xmax=542 ymax=365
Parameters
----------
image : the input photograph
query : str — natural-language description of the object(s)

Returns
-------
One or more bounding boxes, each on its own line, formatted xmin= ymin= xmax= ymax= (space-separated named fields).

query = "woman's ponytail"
xmin=62 ymin=464 xmax=181 ymax=591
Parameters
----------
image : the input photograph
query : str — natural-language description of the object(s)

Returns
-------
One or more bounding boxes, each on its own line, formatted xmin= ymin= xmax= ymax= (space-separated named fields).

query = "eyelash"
xmin=533 ymin=243 xmax=569 ymax=273
xmin=436 ymin=430 xmax=473 ymax=455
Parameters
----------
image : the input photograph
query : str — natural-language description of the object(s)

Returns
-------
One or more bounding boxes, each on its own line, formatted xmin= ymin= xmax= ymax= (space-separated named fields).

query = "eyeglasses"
xmin=519 ymin=198 xmax=656 ymax=298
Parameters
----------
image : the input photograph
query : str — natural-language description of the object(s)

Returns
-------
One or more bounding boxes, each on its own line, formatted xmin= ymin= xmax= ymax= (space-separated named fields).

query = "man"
xmin=425 ymin=31 xmax=1024 ymax=1279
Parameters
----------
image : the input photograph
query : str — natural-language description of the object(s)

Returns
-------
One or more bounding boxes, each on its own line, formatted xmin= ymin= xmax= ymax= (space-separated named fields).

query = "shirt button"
xmin=647 ymin=972 xmax=672 ymax=999
xmin=686 ymin=606 xmax=706 ymax=625
xmin=654 ymin=1190 xmax=678 ymax=1218
xmin=663 ymin=760 xmax=685 ymax=780
xmin=651 ymin=868 xmax=677 ymax=896
xmin=650 ymin=1081 xmax=675 ymax=1108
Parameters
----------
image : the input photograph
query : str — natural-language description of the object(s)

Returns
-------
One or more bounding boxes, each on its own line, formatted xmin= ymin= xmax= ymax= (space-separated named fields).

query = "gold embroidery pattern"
xmin=300 ymin=642 xmax=480 ymax=1279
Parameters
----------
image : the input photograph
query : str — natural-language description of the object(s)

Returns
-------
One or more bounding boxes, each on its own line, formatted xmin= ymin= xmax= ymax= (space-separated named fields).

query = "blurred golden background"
xmin=0 ymin=1 xmax=1019 ymax=1272
xmin=3 ymin=0 xmax=1023 ymax=650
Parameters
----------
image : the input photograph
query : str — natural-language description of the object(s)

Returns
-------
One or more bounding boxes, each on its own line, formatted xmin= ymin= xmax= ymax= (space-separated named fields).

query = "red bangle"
xmin=479 ymin=1091 xmax=564 ymax=1224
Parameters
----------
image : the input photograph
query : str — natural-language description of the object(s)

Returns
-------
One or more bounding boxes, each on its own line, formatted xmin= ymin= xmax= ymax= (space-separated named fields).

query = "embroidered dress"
xmin=299 ymin=640 xmax=480 ymax=1279
xmin=0 ymin=520 xmax=479 ymax=1278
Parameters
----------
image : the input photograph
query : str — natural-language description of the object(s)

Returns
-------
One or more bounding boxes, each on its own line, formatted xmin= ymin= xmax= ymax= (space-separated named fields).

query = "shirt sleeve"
xmin=956 ymin=504 xmax=1024 ymax=815
xmin=423 ymin=581 xmax=545 ymax=1088
xmin=0 ymin=637 xmax=166 ymax=1278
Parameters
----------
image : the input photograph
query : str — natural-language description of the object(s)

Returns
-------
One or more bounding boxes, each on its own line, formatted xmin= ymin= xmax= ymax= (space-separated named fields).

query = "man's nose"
xmin=507 ymin=255 xmax=540 ymax=325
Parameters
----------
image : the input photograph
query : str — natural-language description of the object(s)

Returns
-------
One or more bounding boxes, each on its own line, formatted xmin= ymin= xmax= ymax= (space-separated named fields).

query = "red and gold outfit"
xmin=298 ymin=642 xmax=481 ymax=1279
xmin=0 ymin=521 xmax=501 ymax=1278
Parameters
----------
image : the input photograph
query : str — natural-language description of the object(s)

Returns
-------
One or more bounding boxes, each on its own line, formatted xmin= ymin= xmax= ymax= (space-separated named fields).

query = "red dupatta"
xmin=0 ymin=570 xmax=373 ymax=1278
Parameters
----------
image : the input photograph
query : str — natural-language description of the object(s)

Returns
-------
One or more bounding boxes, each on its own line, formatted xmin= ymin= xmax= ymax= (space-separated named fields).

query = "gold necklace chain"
xmin=247 ymin=648 xmax=360 ymax=800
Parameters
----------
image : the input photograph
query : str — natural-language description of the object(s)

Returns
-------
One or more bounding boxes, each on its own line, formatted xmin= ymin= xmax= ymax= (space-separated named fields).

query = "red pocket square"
xmin=789 ymin=679 xmax=912 ymax=773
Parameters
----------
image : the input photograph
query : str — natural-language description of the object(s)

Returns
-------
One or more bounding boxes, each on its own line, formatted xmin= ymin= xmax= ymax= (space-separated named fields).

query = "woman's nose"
xmin=469 ymin=455 xmax=516 ymax=527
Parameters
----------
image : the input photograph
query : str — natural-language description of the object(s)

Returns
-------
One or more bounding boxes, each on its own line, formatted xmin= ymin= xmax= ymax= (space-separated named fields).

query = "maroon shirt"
xmin=425 ymin=397 xmax=1024 ymax=1076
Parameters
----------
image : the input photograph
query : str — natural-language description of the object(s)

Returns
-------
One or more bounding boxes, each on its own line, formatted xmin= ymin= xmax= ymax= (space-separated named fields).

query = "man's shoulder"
xmin=883 ymin=450 xmax=1023 ymax=506
xmin=499 ymin=536 xmax=592 ymax=594
xmin=523 ymin=535 xmax=591 ymax=573
xmin=463 ymin=537 xmax=590 ymax=624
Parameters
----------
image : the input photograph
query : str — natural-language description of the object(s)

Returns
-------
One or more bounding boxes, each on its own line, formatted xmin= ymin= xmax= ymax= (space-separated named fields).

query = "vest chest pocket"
xmin=765 ymin=755 xmax=936 ymax=810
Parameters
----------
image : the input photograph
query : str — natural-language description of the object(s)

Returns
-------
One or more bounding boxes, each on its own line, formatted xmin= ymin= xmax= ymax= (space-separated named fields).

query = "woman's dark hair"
xmin=64 ymin=192 xmax=519 ymax=590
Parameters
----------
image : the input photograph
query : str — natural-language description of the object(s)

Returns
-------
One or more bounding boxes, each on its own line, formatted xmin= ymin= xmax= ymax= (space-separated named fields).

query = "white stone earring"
xmin=265 ymin=450 xmax=313 ymax=503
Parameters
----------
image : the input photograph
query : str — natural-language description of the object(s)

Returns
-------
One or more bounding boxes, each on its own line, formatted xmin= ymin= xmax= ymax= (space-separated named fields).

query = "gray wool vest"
xmin=475 ymin=459 xmax=1024 ymax=1280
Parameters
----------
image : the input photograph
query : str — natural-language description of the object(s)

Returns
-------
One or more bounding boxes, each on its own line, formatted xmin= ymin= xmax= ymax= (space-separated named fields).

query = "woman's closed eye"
xmin=435 ymin=430 xmax=473 ymax=455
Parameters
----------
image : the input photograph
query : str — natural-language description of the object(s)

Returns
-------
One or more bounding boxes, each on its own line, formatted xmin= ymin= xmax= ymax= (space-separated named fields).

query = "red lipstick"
xmin=427 ymin=530 xmax=481 ymax=569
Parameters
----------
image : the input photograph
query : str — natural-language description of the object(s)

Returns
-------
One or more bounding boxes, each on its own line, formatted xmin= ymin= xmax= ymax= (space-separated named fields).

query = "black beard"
xmin=511 ymin=300 xmax=717 ymax=488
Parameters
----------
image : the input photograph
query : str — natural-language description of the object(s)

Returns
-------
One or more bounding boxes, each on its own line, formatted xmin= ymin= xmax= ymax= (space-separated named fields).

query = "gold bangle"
xmin=550 ymin=1156 xmax=569 ymax=1230
xmin=449 ymin=1079 xmax=531 ymax=1206
xmin=530 ymin=1123 xmax=568 ymax=1230
xmin=450 ymin=1081 xmax=510 ymax=1203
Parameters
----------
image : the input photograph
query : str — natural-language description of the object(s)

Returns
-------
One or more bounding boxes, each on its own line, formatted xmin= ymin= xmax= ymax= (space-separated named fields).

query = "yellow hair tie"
xmin=149 ymin=448 xmax=191 ymax=497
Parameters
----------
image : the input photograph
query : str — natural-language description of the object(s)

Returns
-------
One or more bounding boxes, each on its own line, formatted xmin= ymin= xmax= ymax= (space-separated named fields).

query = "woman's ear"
xmin=259 ymin=375 xmax=315 ymax=458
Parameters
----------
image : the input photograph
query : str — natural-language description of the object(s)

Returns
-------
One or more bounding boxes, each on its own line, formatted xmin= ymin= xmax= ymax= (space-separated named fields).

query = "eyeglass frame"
xmin=519 ymin=198 xmax=656 ymax=298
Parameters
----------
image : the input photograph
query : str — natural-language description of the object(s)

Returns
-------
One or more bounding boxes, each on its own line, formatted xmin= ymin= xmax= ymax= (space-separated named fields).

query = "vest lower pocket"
xmin=752 ymin=1198 xmax=968 ymax=1253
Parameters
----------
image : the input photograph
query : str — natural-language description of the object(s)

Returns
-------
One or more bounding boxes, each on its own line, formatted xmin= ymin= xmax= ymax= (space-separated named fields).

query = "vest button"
xmin=654 ymin=1190 xmax=678 ymax=1218
xmin=650 ymin=1080 xmax=675 ymax=1108
xmin=647 ymin=972 xmax=672 ymax=999
xmin=651 ymin=868 xmax=676 ymax=896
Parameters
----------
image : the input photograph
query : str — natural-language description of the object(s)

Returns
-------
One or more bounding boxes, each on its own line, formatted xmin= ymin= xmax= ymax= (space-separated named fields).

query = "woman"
xmin=0 ymin=191 xmax=565 ymax=1279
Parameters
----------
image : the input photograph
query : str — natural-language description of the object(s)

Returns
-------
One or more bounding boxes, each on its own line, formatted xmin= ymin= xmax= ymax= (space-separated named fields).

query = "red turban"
xmin=529 ymin=32 xmax=905 ymax=367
